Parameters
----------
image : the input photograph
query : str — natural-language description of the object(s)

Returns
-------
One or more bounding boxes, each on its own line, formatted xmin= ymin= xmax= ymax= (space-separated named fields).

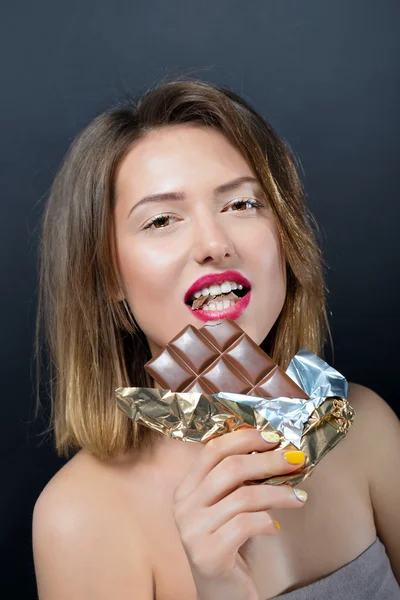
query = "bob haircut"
xmin=35 ymin=76 xmax=332 ymax=460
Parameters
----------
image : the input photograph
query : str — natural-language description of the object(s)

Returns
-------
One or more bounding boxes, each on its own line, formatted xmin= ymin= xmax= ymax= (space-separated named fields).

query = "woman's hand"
xmin=172 ymin=428 xmax=308 ymax=600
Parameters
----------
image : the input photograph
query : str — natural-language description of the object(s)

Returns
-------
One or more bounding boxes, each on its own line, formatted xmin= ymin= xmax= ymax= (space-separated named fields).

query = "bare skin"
xmin=33 ymin=124 xmax=400 ymax=597
xmin=33 ymin=383 xmax=381 ymax=600
xmin=112 ymin=124 xmax=287 ymax=354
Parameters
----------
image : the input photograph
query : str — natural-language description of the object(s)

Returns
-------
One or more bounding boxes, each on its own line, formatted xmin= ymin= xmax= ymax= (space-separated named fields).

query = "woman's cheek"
xmin=121 ymin=244 xmax=183 ymax=327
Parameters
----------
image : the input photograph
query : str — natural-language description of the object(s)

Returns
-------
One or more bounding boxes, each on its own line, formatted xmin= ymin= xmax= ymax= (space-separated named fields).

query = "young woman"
xmin=32 ymin=78 xmax=400 ymax=599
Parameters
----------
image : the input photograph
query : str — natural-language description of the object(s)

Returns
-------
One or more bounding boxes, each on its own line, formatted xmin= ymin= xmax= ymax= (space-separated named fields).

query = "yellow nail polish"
xmin=284 ymin=451 xmax=305 ymax=465
xmin=273 ymin=520 xmax=281 ymax=530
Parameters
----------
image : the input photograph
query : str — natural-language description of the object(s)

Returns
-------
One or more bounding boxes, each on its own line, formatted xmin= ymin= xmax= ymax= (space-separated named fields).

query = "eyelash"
xmin=143 ymin=197 xmax=265 ymax=231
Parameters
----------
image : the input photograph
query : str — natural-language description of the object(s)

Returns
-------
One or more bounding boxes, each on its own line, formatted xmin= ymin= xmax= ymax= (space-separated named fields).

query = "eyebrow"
xmin=127 ymin=176 xmax=261 ymax=219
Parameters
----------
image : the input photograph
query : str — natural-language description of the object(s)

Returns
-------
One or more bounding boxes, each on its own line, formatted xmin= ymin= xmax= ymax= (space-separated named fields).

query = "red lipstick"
xmin=184 ymin=270 xmax=251 ymax=323
xmin=184 ymin=270 xmax=251 ymax=303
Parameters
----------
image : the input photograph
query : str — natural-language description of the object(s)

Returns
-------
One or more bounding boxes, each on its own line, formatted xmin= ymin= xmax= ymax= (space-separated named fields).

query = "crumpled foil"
xmin=115 ymin=350 xmax=355 ymax=486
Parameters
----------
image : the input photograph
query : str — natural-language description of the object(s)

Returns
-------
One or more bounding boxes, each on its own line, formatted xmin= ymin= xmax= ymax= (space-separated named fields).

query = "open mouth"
xmin=185 ymin=280 xmax=250 ymax=311
xmin=184 ymin=272 xmax=252 ymax=322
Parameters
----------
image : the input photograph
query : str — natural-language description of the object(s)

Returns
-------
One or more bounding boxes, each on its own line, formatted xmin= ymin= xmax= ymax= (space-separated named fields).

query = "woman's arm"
xmin=348 ymin=382 xmax=400 ymax=583
xmin=32 ymin=477 xmax=154 ymax=599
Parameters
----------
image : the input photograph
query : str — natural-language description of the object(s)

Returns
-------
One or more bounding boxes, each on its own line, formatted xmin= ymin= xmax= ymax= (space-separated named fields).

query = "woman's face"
xmin=113 ymin=124 xmax=286 ymax=357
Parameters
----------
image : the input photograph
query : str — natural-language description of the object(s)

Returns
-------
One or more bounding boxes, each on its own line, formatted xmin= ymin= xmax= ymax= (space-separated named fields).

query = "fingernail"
xmin=284 ymin=451 xmax=305 ymax=465
xmin=273 ymin=520 xmax=281 ymax=530
xmin=293 ymin=488 xmax=308 ymax=502
xmin=261 ymin=431 xmax=280 ymax=444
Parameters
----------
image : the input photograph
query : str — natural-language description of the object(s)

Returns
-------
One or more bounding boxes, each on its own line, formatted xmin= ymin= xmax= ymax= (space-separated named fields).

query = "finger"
xmin=174 ymin=428 xmax=281 ymax=504
xmin=212 ymin=511 xmax=279 ymax=562
xmin=206 ymin=483 xmax=307 ymax=533
xmin=196 ymin=449 xmax=306 ymax=506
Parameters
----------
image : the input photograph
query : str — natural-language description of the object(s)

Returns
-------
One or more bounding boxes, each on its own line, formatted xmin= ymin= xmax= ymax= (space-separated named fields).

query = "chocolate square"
xmin=145 ymin=319 xmax=308 ymax=399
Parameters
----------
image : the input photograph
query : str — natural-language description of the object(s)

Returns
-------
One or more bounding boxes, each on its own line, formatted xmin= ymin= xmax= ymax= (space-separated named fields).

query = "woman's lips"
xmin=184 ymin=270 xmax=251 ymax=304
xmin=187 ymin=290 xmax=251 ymax=322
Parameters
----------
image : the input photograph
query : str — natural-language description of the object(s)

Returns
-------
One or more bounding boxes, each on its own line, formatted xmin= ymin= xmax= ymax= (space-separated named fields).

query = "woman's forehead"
xmin=114 ymin=124 xmax=255 ymax=208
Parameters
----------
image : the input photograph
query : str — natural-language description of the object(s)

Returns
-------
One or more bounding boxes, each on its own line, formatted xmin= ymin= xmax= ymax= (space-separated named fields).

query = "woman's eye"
xmin=229 ymin=198 xmax=264 ymax=211
xmin=144 ymin=215 xmax=171 ymax=230
xmin=143 ymin=198 xmax=263 ymax=231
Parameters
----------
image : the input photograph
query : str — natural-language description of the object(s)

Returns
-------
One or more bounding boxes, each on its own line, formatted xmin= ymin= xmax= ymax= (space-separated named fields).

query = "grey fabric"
xmin=271 ymin=537 xmax=400 ymax=599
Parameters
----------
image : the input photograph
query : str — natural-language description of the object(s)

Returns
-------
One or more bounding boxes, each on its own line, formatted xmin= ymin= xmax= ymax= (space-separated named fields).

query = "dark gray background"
xmin=1 ymin=1 xmax=399 ymax=597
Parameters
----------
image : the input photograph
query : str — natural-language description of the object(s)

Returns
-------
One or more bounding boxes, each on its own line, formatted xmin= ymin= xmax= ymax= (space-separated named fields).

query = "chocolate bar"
xmin=145 ymin=319 xmax=308 ymax=399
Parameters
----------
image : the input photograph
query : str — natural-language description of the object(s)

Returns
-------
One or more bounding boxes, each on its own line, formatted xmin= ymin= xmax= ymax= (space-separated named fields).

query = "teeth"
xmin=221 ymin=282 xmax=231 ymax=293
xmin=191 ymin=280 xmax=247 ymax=302
xmin=200 ymin=299 xmax=237 ymax=312
xmin=203 ymin=300 xmax=236 ymax=312
xmin=209 ymin=284 xmax=221 ymax=295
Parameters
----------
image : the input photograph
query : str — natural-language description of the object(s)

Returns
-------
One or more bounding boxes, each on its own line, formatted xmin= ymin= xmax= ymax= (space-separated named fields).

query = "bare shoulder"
xmin=346 ymin=381 xmax=399 ymax=442
xmin=32 ymin=450 xmax=154 ymax=599
xmin=319 ymin=381 xmax=399 ymax=483
xmin=346 ymin=381 xmax=400 ymax=580
xmin=347 ymin=381 xmax=399 ymax=419
xmin=345 ymin=381 xmax=399 ymax=461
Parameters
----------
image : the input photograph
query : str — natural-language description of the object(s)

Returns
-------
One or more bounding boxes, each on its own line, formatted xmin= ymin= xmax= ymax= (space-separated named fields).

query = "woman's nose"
xmin=191 ymin=218 xmax=235 ymax=265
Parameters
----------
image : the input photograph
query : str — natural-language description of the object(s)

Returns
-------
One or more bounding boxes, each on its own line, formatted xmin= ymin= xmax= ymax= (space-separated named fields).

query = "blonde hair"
xmin=35 ymin=76 xmax=332 ymax=460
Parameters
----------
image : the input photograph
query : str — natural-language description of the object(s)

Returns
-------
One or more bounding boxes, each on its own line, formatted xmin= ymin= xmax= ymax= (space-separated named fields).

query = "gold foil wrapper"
xmin=116 ymin=348 xmax=354 ymax=487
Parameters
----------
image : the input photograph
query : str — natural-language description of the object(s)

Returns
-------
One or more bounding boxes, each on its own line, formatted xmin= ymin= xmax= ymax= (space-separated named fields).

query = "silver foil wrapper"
xmin=116 ymin=350 xmax=355 ymax=486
